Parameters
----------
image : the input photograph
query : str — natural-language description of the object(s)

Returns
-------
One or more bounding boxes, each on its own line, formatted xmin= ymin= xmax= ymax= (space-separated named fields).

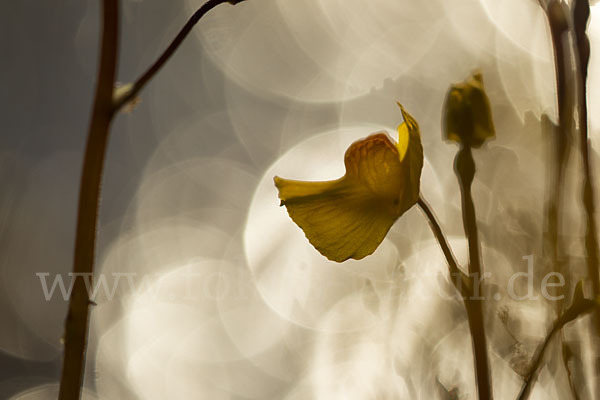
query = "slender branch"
xmin=542 ymin=1 xmax=571 ymax=271
xmin=416 ymin=196 xmax=465 ymax=287
xmin=58 ymin=1 xmax=119 ymax=399
xmin=58 ymin=2 xmax=246 ymax=398
xmin=113 ymin=0 xmax=243 ymax=112
xmin=516 ymin=289 xmax=597 ymax=400
xmin=536 ymin=1 xmax=584 ymax=397
xmin=455 ymin=147 xmax=482 ymax=279
xmin=540 ymin=98 xmax=579 ymax=400
xmin=572 ymin=0 xmax=600 ymax=395
xmin=455 ymin=145 xmax=493 ymax=400
xmin=573 ymin=0 xmax=599 ymax=305
xmin=417 ymin=191 xmax=493 ymax=399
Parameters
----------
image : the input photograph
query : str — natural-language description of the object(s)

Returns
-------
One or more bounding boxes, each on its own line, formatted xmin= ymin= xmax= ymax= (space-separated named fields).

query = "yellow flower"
xmin=443 ymin=72 xmax=495 ymax=148
xmin=274 ymin=104 xmax=423 ymax=262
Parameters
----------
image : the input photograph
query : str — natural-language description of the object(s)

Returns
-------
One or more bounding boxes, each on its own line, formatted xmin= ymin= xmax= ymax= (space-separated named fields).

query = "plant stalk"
xmin=573 ymin=0 xmax=600 ymax=308
xmin=418 ymin=193 xmax=492 ymax=399
xmin=58 ymin=0 xmax=119 ymax=399
xmin=59 ymin=1 xmax=245 ymax=398
xmin=113 ymin=0 xmax=243 ymax=112
xmin=417 ymin=196 xmax=464 ymax=284
xmin=517 ymin=286 xmax=596 ymax=400
xmin=455 ymin=145 xmax=493 ymax=400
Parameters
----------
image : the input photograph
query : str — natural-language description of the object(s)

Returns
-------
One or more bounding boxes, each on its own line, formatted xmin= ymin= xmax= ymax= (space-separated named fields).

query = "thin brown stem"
xmin=573 ymin=0 xmax=599 ymax=305
xmin=58 ymin=0 xmax=119 ymax=399
xmin=537 ymin=1 xmax=585 ymax=397
xmin=59 ymin=2 xmax=246 ymax=398
xmin=455 ymin=145 xmax=493 ymax=400
xmin=517 ymin=287 xmax=596 ymax=400
xmin=418 ymin=191 xmax=492 ymax=399
xmin=573 ymin=0 xmax=600 ymax=395
xmin=416 ymin=196 xmax=464 ymax=284
xmin=543 ymin=1 xmax=572 ymax=271
xmin=517 ymin=327 xmax=558 ymax=400
xmin=113 ymin=0 xmax=243 ymax=112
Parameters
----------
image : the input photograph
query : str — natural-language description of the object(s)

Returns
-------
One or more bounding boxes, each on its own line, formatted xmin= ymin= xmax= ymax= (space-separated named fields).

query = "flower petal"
xmin=274 ymin=174 xmax=398 ymax=262
xmin=274 ymin=130 xmax=422 ymax=262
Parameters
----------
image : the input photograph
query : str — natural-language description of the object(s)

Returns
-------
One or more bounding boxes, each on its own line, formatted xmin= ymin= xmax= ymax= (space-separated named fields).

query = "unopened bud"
xmin=443 ymin=72 xmax=495 ymax=148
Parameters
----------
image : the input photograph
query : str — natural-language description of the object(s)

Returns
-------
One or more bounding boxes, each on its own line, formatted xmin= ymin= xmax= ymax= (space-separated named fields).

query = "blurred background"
xmin=2 ymin=0 xmax=600 ymax=398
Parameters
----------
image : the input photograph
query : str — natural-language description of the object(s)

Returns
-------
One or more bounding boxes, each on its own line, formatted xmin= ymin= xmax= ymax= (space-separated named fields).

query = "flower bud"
xmin=443 ymin=72 xmax=495 ymax=148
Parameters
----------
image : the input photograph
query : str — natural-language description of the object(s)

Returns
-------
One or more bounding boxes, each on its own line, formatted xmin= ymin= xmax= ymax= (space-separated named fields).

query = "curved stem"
xmin=113 ymin=0 xmax=242 ymax=112
xmin=416 ymin=196 xmax=464 ymax=285
xmin=58 ymin=1 xmax=119 ymax=399
xmin=517 ymin=291 xmax=596 ymax=400
xmin=517 ymin=323 xmax=560 ymax=400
